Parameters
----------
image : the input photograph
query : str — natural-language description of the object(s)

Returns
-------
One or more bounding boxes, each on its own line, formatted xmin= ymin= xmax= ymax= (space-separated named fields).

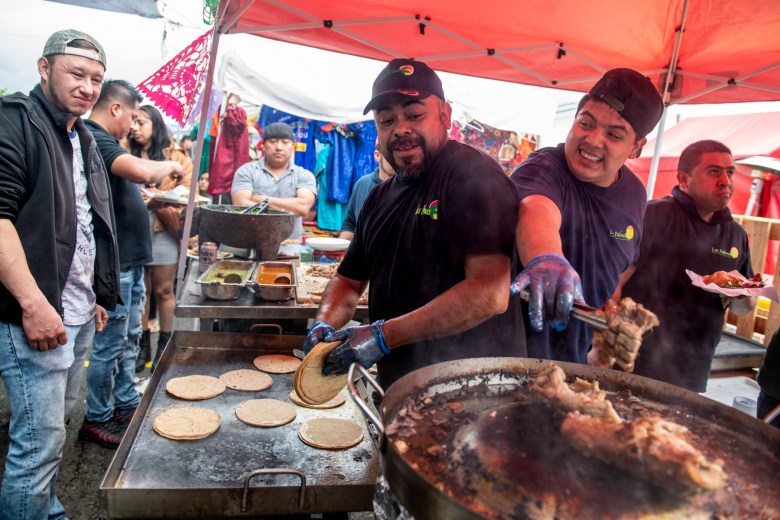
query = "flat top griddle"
xmin=101 ymin=331 xmax=380 ymax=518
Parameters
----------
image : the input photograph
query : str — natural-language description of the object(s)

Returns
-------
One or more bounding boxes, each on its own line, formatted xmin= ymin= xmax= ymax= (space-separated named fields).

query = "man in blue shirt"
xmin=510 ymin=68 xmax=664 ymax=365
xmin=339 ymin=142 xmax=396 ymax=240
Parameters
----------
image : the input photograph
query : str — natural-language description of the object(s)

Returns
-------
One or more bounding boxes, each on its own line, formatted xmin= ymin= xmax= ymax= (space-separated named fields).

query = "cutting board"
xmin=295 ymin=263 xmax=368 ymax=305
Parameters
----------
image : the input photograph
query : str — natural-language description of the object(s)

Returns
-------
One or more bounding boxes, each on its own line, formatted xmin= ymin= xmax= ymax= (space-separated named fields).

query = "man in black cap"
xmin=509 ymin=68 xmax=664 ymax=365
xmin=303 ymin=58 xmax=526 ymax=388
xmin=0 ymin=29 xmax=120 ymax=519
xmin=231 ymin=121 xmax=316 ymax=240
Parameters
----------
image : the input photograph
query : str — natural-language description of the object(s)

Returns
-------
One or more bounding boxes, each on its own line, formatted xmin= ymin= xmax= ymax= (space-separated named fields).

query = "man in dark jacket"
xmin=0 ymin=30 xmax=120 ymax=520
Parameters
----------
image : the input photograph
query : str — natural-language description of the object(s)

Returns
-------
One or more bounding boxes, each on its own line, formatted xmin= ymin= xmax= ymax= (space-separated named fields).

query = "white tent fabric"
xmin=215 ymin=41 xmax=563 ymax=134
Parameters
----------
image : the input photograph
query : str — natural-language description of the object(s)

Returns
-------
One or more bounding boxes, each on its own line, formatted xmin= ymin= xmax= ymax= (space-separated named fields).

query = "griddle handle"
xmin=241 ymin=468 xmax=306 ymax=512
xmin=348 ymin=363 xmax=385 ymax=438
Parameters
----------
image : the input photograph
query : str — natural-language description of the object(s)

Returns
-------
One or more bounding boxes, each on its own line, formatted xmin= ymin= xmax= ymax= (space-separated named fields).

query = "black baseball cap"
xmin=363 ymin=58 xmax=445 ymax=114
xmin=588 ymin=68 xmax=664 ymax=138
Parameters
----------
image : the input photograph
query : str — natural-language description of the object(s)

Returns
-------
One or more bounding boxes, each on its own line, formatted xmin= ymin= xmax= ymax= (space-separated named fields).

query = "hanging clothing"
xmin=313 ymin=140 xmax=346 ymax=231
xmin=209 ymin=103 xmax=249 ymax=196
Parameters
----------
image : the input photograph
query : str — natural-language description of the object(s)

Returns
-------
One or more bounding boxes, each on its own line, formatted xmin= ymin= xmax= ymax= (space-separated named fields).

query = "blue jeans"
xmin=0 ymin=319 xmax=95 ymax=520
xmin=85 ymin=266 xmax=144 ymax=422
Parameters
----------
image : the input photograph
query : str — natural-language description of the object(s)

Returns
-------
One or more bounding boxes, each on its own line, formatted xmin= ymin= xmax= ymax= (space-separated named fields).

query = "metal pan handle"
xmin=249 ymin=323 xmax=283 ymax=335
xmin=241 ymin=468 xmax=306 ymax=512
xmin=348 ymin=363 xmax=385 ymax=437
xmin=764 ymin=403 xmax=780 ymax=424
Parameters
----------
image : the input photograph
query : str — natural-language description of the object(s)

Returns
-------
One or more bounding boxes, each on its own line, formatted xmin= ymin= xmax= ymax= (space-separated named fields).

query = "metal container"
xmin=195 ymin=259 xmax=255 ymax=300
xmin=247 ymin=261 xmax=298 ymax=301
xmin=349 ymin=358 xmax=780 ymax=520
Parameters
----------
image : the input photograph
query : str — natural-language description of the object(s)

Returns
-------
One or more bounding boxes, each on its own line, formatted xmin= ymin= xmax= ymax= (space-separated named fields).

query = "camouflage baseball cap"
xmin=42 ymin=29 xmax=106 ymax=69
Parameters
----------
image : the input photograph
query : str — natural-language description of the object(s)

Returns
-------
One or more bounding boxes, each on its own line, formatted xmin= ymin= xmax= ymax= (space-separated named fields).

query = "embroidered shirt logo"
xmin=415 ymin=200 xmax=439 ymax=220
xmin=712 ymin=246 xmax=739 ymax=259
xmin=609 ymin=225 xmax=635 ymax=241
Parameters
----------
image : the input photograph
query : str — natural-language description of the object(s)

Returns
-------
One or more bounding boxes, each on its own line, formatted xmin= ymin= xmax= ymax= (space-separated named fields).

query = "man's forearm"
xmin=315 ymin=275 xmax=365 ymax=329
xmin=516 ymin=195 xmax=564 ymax=264
xmin=111 ymin=154 xmax=179 ymax=184
xmin=0 ymin=219 xmax=48 ymax=311
xmin=383 ymin=254 xmax=510 ymax=348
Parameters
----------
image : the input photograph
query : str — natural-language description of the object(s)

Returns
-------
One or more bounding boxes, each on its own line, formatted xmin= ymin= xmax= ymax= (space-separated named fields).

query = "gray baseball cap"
xmin=42 ymin=29 xmax=106 ymax=69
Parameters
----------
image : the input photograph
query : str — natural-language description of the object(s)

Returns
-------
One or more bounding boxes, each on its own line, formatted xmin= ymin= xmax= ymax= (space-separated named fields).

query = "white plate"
xmin=305 ymin=237 xmax=350 ymax=251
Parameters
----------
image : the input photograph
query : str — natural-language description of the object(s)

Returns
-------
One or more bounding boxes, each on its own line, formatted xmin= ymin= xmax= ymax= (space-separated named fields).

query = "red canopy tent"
xmin=177 ymin=0 xmax=780 ymax=283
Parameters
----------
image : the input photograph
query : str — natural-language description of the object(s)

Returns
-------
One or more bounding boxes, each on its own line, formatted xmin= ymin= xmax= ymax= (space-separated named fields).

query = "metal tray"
xmin=195 ymin=259 xmax=255 ymax=300
xmin=100 ymin=331 xmax=380 ymax=518
xmin=247 ymin=261 xmax=298 ymax=301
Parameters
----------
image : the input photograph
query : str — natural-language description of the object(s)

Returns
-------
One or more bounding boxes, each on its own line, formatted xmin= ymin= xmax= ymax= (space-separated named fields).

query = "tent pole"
xmin=645 ymin=106 xmax=668 ymax=200
xmin=175 ymin=28 xmax=223 ymax=297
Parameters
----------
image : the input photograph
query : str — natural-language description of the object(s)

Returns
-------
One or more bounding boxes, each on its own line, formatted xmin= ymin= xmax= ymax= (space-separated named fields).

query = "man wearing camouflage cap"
xmin=0 ymin=29 xmax=119 ymax=519
xmin=510 ymin=68 xmax=664 ymax=367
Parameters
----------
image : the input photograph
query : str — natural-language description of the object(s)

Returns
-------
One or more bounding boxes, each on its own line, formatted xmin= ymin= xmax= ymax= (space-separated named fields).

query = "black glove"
xmin=303 ymin=321 xmax=336 ymax=354
xmin=322 ymin=320 xmax=389 ymax=376
xmin=510 ymin=253 xmax=584 ymax=332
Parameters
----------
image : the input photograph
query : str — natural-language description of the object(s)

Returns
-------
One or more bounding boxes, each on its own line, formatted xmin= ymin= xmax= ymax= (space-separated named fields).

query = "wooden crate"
xmin=728 ymin=215 xmax=780 ymax=344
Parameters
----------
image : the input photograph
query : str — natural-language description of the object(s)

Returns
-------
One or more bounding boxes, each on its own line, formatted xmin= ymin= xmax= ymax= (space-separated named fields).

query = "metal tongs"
xmin=240 ymin=198 xmax=270 ymax=214
xmin=517 ymin=290 xmax=607 ymax=331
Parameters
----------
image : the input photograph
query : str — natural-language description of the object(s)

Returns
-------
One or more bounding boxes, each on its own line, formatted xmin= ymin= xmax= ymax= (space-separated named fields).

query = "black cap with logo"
xmin=363 ymin=58 xmax=445 ymax=115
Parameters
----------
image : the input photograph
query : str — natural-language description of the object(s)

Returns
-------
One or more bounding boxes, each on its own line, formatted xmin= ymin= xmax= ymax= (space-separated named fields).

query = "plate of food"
xmin=305 ymin=237 xmax=350 ymax=252
xmin=686 ymin=269 xmax=778 ymax=301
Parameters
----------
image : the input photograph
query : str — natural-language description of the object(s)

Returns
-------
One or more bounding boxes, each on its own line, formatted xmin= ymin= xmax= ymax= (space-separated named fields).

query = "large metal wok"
xmin=349 ymin=357 xmax=780 ymax=519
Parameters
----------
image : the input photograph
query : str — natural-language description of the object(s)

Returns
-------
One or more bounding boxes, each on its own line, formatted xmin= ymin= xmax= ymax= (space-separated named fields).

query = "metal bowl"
xmin=198 ymin=205 xmax=295 ymax=261
xmin=195 ymin=259 xmax=255 ymax=300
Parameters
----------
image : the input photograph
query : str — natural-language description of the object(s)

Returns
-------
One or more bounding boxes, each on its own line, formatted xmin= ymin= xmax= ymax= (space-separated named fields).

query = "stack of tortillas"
xmin=166 ymin=375 xmax=226 ymax=400
xmin=293 ymin=341 xmax=348 ymax=405
xmin=153 ymin=407 xmax=221 ymax=440
xmin=289 ymin=389 xmax=346 ymax=409
xmin=253 ymin=354 xmax=301 ymax=374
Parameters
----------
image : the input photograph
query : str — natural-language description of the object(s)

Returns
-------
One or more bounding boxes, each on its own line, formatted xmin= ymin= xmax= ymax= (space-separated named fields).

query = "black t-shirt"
xmin=510 ymin=145 xmax=647 ymax=363
xmin=758 ymin=329 xmax=780 ymax=400
xmin=339 ymin=140 xmax=526 ymax=388
xmin=85 ymin=120 xmax=152 ymax=268
xmin=622 ymin=187 xmax=753 ymax=392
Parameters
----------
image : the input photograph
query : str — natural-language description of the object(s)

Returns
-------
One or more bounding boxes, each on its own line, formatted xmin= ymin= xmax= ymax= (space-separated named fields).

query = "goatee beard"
xmin=389 ymin=135 xmax=427 ymax=180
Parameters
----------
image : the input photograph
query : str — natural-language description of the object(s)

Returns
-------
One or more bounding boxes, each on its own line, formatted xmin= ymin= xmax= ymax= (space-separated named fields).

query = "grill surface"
xmin=101 ymin=331 xmax=380 ymax=518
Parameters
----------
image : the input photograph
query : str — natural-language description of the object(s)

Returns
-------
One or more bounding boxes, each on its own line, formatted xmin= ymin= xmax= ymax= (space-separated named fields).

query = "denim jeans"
xmin=0 ymin=319 xmax=95 ymax=520
xmin=86 ymin=266 xmax=144 ymax=422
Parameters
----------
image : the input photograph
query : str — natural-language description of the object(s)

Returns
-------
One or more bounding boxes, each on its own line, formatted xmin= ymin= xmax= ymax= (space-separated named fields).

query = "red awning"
xmin=221 ymin=0 xmax=780 ymax=105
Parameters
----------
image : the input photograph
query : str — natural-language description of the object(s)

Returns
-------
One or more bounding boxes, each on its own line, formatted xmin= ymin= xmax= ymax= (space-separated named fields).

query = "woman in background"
xmin=129 ymin=105 xmax=192 ymax=371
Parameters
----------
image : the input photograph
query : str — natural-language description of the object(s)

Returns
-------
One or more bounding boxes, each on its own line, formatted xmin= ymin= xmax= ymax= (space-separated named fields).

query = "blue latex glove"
xmin=322 ymin=320 xmax=389 ymax=376
xmin=303 ymin=321 xmax=336 ymax=354
xmin=510 ymin=253 xmax=584 ymax=332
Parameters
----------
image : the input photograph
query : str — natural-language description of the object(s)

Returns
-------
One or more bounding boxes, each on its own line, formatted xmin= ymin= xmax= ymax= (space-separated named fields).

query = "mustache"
xmin=389 ymin=135 xmax=424 ymax=151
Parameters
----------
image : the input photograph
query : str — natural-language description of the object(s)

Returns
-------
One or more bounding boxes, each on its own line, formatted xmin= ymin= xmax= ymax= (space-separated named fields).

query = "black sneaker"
xmin=112 ymin=406 xmax=137 ymax=427
xmin=78 ymin=418 xmax=124 ymax=449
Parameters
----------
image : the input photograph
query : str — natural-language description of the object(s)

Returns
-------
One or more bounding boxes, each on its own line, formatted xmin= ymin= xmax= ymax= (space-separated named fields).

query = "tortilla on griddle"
xmin=219 ymin=369 xmax=273 ymax=391
xmin=294 ymin=341 xmax=347 ymax=405
xmin=253 ymin=354 xmax=301 ymax=374
xmin=153 ymin=407 xmax=221 ymax=440
xmin=235 ymin=398 xmax=296 ymax=427
xmin=298 ymin=417 xmax=363 ymax=450
xmin=166 ymin=375 xmax=226 ymax=400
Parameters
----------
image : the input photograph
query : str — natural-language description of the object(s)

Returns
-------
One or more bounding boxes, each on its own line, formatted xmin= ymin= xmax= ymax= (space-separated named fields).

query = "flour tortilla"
xmin=166 ymin=375 xmax=226 ymax=400
xmin=235 ymin=398 xmax=297 ymax=427
xmin=289 ymin=389 xmax=347 ymax=409
xmin=253 ymin=354 xmax=301 ymax=374
xmin=153 ymin=407 xmax=221 ymax=440
xmin=298 ymin=418 xmax=363 ymax=450
xmin=294 ymin=341 xmax=348 ymax=405
xmin=219 ymin=369 xmax=273 ymax=391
